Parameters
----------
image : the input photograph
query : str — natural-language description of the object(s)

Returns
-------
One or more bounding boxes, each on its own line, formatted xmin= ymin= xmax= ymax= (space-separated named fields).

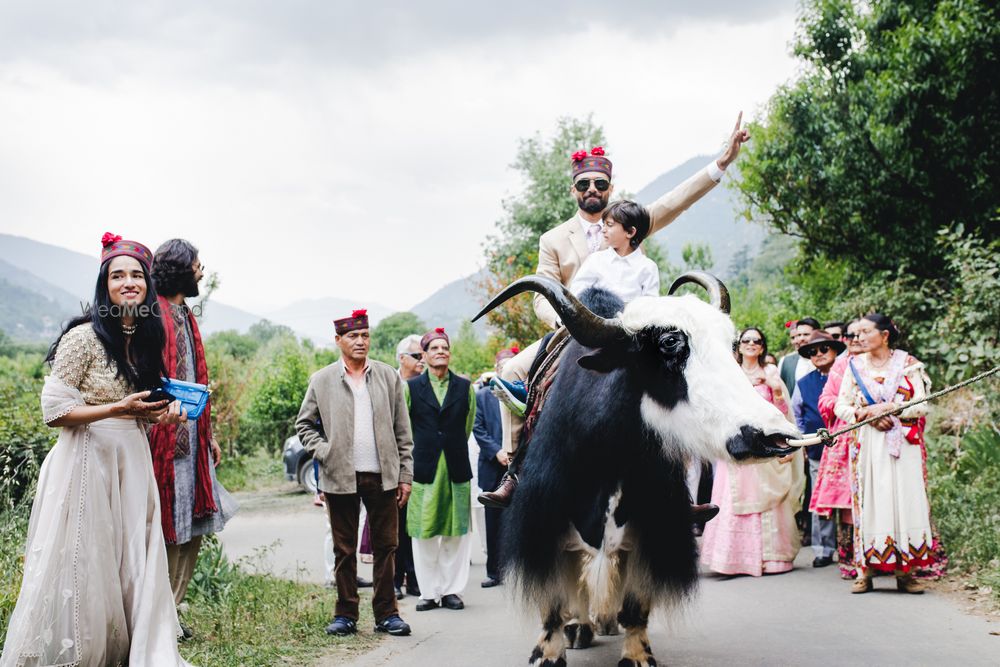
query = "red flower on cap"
xmin=510 ymin=346 xmax=519 ymax=354
xmin=571 ymin=150 xmax=588 ymax=162
xmin=590 ymin=146 xmax=605 ymax=156
xmin=785 ymin=320 xmax=795 ymax=328
xmin=435 ymin=327 xmax=445 ymax=334
xmin=101 ymin=232 xmax=122 ymax=248
xmin=352 ymin=309 xmax=367 ymax=318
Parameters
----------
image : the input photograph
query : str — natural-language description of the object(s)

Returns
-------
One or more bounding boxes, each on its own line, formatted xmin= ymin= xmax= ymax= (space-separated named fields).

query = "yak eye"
xmin=656 ymin=330 xmax=690 ymax=370
xmin=658 ymin=331 xmax=684 ymax=353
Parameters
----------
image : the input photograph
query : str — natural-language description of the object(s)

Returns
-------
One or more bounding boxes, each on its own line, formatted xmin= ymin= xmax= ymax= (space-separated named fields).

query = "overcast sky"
xmin=0 ymin=1 xmax=800 ymax=313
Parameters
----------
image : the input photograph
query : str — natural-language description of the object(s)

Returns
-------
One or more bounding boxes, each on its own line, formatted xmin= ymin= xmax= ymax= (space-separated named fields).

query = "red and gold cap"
xmin=571 ymin=146 xmax=612 ymax=179
xmin=100 ymin=232 xmax=153 ymax=271
xmin=420 ymin=327 xmax=449 ymax=350
xmin=334 ymin=309 xmax=369 ymax=335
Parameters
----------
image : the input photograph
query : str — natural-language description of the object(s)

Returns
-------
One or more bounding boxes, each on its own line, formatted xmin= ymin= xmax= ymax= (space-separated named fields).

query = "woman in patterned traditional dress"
xmin=814 ymin=318 xmax=863 ymax=579
xmin=834 ymin=313 xmax=933 ymax=594
xmin=700 ymin=327 xmax=805 ymax=576
xmin=1 ymin=234 xmax=194 ymax=667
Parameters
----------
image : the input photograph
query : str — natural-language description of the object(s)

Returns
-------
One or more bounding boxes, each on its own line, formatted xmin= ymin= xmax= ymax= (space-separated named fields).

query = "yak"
xmin=472 ymin=271 xmax=802 ymax=667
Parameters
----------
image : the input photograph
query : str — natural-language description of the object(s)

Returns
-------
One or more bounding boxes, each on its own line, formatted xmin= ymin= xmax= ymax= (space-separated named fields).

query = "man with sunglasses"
xmin=482 ymin=114 xmax=750 ymax=508
xmin=394 ymin=334 xmax=425 ymax=599
xmin=791 ymin=330 xmax=846 ymax=567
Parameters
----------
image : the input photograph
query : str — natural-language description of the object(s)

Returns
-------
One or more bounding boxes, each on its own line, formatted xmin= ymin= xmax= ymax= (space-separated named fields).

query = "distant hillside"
xmin=411 ymin=271 xmax=487 ymax=337
xmin=0 ymin=234 xmax=269 ymax=341
xmin=636 ymin=155 xmax=765 ymax=277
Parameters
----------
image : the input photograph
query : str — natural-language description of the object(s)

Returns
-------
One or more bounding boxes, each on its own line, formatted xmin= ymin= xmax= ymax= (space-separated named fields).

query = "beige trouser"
xmin=165 ymin=534 xmax=203 ymax=605
xmin=498 ymin=339 xmax=541 ymax=454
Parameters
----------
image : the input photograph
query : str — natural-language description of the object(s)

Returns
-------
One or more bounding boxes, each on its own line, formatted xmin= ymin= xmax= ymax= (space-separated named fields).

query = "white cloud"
xmin=0 ymin=4 xmax=798 ymax=313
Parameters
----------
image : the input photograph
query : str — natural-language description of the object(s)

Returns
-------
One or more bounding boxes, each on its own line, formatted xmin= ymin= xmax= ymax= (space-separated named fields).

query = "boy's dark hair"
xmin=823 ymin=320 xmax=846 ymax=331
xmin=602 ymin=200 xmax=651 ymax=249
xmin=152 ymin=238 xmax=200 ymax=298
xmin=797 ymin=317 xmax=822 ymax=330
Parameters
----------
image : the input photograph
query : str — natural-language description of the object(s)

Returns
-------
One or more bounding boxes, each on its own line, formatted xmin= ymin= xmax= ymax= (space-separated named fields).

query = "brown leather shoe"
xmin=896 ymin=573 xmax=924 ymax=594
xmin=692 ymin=503 xmax=720 ymax=524
xmin=851 ymin=575 xmax=873 ymax=594
xmin=478 ymin=474 xmax=517 ymax=508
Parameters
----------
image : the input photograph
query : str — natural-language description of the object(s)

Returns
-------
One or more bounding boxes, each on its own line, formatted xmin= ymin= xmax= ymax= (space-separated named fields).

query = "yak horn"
xmin=668 ymin=271 xmax=731 ymax=314
xmin=472 ymin=274 xmax=628 ymax=349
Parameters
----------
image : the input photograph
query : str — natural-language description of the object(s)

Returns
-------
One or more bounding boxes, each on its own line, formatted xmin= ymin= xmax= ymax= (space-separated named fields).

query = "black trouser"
xmin=484 ymin=505 xmax=504 ymax=580
xmin=394 ymin=504 xmax=418 ymax=590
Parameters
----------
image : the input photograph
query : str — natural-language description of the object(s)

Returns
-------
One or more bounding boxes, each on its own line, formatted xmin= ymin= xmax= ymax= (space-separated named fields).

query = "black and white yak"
xmin=472 ymin=272 xmax=803 ymax=667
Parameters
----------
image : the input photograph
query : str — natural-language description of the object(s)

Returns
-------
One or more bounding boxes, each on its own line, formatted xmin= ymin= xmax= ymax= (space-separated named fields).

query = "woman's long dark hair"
xmin=735 ymin=326 xmax=768 ymax=365
xmin=47 ymin=259 xmax=166 ymax=390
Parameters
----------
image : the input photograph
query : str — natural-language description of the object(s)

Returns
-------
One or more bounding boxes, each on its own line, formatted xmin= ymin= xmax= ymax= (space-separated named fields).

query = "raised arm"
xmin=648 ymin=112 xmax=751 ymax=237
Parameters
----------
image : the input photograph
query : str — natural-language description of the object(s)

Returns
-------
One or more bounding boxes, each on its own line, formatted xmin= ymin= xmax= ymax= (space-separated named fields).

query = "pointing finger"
xmin=734 ymin=110 xmax=743 ymax=133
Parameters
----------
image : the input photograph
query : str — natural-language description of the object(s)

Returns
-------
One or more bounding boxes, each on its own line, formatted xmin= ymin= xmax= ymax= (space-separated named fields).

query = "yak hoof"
xmin=617 ymin=659 xmax=657 ymax=667
xmin=529 ymin=645 xmax=567 ymax=667
xmin=563 ymin=622 xmax=594 ymax=649
xmin=595 ymin=614 xmax=620 ymax=636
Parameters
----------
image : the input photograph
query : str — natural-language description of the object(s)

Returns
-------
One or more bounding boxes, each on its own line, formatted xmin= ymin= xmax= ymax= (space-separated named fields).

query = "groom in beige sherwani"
xmin=481 ymin=113 xmax=751 ymax=507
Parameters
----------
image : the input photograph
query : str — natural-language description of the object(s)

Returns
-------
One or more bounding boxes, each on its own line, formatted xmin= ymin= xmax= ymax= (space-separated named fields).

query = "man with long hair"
xmin=149 ymin=239 xmax=237 ymax=637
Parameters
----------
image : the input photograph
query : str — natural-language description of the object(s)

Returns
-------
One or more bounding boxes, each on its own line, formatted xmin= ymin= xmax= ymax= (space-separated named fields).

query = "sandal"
xmin=851 ymin=576 xmax=872 ymax=594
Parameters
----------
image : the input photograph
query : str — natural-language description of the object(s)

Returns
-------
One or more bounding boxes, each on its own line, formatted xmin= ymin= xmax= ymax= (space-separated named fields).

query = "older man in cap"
xmin=296 ymin=309 xmax=414 ymax=637
xmin=791 ymin=329 xmax=846 ymax=567
xmin=483 ymin=115 xmax=751 ymax=507
xmin=405 ymin=327 xmax=477 ymax=611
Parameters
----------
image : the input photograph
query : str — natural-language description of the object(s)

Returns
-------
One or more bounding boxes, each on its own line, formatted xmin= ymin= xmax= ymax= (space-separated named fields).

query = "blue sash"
xmin=848 ymin=359 xmax=877 ymax=407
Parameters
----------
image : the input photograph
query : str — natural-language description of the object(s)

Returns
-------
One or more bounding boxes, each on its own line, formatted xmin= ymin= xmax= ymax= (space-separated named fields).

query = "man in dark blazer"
xmin=473 ymin=349 xmax=517 ymax=587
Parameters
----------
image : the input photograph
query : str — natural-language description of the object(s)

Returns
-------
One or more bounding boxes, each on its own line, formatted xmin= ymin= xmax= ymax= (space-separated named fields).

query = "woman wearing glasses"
xmin=834 ymin=314 xmax=933 ymax=593
xmin=700 ymin=327 xmax=805 ymax=576
xmin=813 ymin=319 xmax=864 ymax=579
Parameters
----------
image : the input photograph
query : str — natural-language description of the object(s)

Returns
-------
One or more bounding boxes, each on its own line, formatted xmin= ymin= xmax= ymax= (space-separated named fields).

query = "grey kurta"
xmin=169 ymin=302 xmax=237 ymax=544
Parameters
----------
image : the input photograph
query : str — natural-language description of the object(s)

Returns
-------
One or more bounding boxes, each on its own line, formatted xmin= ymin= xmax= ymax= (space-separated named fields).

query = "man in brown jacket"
xmin=296 ymin=309 xmax=414 ymax=637
xmin=483 ymin=114 xmax=751 ymax=507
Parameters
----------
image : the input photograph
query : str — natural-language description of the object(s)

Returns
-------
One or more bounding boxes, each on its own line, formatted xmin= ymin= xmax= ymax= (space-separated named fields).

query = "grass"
xmin=925 ymin=383 xmax=1000 ymax=608
xmin=216 ymin=449 xmax=289 ymax=493
xmin=179 ymin=538 xmax=381 ymax=666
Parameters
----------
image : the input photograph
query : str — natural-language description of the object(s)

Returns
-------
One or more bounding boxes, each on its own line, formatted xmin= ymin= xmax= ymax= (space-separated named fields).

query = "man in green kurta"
xmin=404 ymin=327 xmax=476 ymax=611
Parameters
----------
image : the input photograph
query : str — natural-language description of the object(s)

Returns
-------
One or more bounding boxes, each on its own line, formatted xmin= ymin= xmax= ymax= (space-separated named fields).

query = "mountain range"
xmin=0 ymin=153 xmax=762 ymax=344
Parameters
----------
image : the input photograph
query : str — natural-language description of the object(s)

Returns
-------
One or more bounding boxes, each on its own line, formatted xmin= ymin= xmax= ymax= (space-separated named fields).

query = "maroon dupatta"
xmin=148 ymin=295 xmax=217 ymax=544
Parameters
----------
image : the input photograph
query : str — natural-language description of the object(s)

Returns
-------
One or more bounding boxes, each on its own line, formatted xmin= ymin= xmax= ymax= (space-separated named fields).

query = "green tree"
xmin=239 ymin=341 xmax=313 ymax=454
xmin=737 ymin=0 xmax=999 ymax=279
xmin=449 ymin=321 xmax=493 ymax=379
xmin=479 ymin=116 xmax=607 ymax=344
xmin=370 ymin=312 xmax=426 ymax=358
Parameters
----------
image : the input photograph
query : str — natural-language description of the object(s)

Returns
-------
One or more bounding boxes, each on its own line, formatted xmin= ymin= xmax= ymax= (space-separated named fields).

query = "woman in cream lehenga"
xmin=834 ymin=313 xmax=933 ymax=594
xmin=1 ymin=234 xmax=194 ymax=667
xmin=700 ymin=327 xmax=805 ymax=576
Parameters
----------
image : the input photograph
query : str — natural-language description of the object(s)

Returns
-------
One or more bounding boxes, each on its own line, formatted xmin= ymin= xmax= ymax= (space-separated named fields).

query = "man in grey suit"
xmin=296 ymin=309 xmax=413 ymax=637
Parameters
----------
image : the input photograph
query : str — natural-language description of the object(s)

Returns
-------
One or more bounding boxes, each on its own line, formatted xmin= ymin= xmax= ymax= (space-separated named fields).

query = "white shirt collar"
xmin=577 ymin=213 xmax=603 ymax=234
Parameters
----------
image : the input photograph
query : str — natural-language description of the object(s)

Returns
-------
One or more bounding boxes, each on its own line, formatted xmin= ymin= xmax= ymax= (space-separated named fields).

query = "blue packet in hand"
xmin=162 ymin=378 xmax=211 ymax=420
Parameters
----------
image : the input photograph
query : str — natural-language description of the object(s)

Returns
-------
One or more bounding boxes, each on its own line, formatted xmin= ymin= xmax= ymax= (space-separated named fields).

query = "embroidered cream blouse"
xmin=50 ymin=324 xmax=133 ymax=404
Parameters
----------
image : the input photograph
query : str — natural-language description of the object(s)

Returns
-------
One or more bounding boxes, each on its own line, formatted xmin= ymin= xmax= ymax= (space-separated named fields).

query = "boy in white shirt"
xmin=569 ymin=199 xmax=659 ymax=302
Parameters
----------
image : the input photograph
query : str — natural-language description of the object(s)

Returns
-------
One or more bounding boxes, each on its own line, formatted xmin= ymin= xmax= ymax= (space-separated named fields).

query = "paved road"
xmin=221 ymin=488 xmax=999 ymax=666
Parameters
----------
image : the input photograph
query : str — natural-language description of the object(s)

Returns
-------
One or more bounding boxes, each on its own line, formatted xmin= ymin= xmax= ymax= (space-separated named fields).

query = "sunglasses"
xmin=402 ymin=352 xmax=423 ymax=361
xmin=829 ymin=332 xmax=842 ymax=339
xmin=740 ymin=337 xmax=763 ymax=345
xmin=805 ymin=344 xmax=833 ymax=357
xmin=574 ymin=178 xmax=611 ymax=193
xmin=843 ymin=333 xmax=859 ymax=340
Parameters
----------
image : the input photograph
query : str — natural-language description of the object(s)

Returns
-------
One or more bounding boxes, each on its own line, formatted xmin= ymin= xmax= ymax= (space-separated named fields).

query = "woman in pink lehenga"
xmin=701 ymin=327 xmax=805 ymax=576
xmin=814 ymin=319 xmax=863 ymax=579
